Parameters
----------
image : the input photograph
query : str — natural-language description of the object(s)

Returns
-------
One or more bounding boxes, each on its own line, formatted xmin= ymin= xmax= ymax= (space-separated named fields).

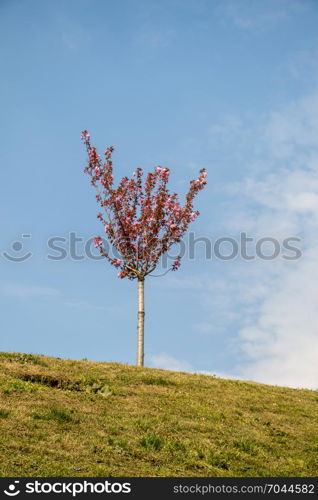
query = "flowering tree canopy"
xmin=82 ymin=130 xmax=207 ymax=366
xmin=81 ymin=130 xmax=207 ymax=279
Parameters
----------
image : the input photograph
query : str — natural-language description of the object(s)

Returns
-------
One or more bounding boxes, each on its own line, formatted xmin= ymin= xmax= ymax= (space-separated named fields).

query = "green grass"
xmin=0 ymin=351 xmax=317 ymax=477
xmin=32 ymin=407 xmax=76 ymax=424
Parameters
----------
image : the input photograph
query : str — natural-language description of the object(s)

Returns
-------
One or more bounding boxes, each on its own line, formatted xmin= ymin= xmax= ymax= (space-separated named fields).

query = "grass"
xmin=32 ymin=407 xmax=76 ymax=424
xmin=0 ymin=351 xmax=317 ymax=477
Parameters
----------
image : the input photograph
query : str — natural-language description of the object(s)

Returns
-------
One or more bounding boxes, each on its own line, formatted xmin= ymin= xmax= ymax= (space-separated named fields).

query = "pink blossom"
xmin=82 ymin=131 xmax=207 ymax=279
xmin=190 ymin=212 xmax=198 ymax=222
xmin=172 ymin=256 xmax=181 ymax=271
xmin=81 ymin=130 xmax=90 ymax=141
xmin=93 ymin=236 xmax=103 ymax=248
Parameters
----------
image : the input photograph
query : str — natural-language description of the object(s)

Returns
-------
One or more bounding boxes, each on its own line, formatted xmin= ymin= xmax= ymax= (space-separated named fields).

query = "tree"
xmin=81 ymin=130 xmax=207 ymax=366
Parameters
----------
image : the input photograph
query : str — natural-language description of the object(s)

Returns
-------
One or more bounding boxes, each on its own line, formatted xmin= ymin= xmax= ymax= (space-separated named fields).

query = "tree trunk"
xmin=137 ymin=277 xmax=145 ymax=366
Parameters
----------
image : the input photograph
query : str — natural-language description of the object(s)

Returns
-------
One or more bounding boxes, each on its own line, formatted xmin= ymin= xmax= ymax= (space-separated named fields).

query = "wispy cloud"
xmin=60 ymin=21 xmax=90 ymax=52
xmin=0 ymin=284 xmax=60 ymax=298
xmin=239 ymin=250 xmax=318 ymax=389
xmin=221 ymin=0 xmax=307 ymax=33
xmin=149 ymin=352 xmax=242 ymax=381
xmin=149 ymin=353 xmax=192 ymax=372
xmin=152 ymin=88 xmax=318 ymax=389
xmin=64 ymin=299 xmax=118 ymax=312
xmin=204 ymin=89 xmax=318 ymax=389
xmin=135 ymin=27 xmax=176 ymax=49
xmin=193 ymin=321 xmax=219 ymax=335
xmin=263 ymin=93 xmax=318 ymax=160
xmin=62 ymin=33 xmax=78 ymax=51
xmin=208 ymin=114 xmax=243 ymax=145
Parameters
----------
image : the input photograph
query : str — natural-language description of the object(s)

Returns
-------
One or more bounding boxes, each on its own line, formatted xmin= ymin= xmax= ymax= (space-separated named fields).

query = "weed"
xmin=33 ymin=407 xmax=75 ymax=423
xmin=0 ymin=409 xmax=10 ymax=418
xmin=233 ymin=439 xmax=260 ymax=455
xmin=3 ymin=379 xmax=37 ymax=394
xmin=139 ymin=434 xmax=164 ymax=451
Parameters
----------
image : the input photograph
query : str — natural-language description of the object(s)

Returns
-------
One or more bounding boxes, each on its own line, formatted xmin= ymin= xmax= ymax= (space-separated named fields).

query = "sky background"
xmin=1 ymin=0 xmax=318 ymax=389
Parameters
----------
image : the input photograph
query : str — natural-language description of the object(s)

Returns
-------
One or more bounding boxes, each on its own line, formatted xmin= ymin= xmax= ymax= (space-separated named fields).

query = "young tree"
xmin=81 ymin=131 xmax=207 ymax=366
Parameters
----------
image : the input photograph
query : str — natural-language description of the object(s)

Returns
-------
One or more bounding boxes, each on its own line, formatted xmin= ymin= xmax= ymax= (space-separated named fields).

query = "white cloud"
xmin=199 ymin=370 xmax=242 ymax=381
xmin=263 ymin=93 xmax=318 ymax=160
xmin=209 ymin=91 xmax=318 ymax=390
xmin=149 ymin=352 xmax=243 ymax=381
xmin=208 ymin=115 xmax=243 ymax=145
xmin=232 ymin=164 xmax=318 ymax=389
xmin=207 ymin=92 xmax=318 ymax=181
xmin=221 ymin=0 xmax=307 ymax=33
xmin=64 ymin=299 xmax=120 ymax=313
xmin=65 ymin=299 xmax=105 ymax=310
xmin=193 ymin=321 xmax=219 ymax=335
xmin=239 ymin=251 xmax=318 ymax=389
xmin=149 ymin=353 xmax=193 ymax=372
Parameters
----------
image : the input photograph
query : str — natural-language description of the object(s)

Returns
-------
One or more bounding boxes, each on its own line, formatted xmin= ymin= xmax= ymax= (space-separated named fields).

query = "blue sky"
xmin=1 ymin=0 xmax=318 ymax=389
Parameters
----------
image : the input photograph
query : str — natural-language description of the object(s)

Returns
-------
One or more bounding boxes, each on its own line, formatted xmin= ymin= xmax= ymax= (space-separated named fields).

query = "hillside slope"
xmin=0 ymin=352 xmax=317 ymax=477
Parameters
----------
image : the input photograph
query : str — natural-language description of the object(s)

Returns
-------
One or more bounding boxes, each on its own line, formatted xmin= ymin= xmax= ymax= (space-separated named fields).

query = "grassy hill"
xmin=0 ymin=352 xmax=317 ymax=477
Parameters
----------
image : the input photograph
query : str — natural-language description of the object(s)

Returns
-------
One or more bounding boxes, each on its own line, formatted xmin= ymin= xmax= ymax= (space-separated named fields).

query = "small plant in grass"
xmin=0 ymin=409 xmax=10 ymax=418
xmin=139 ymin=434 xmax=164 ymax=451
xmin=167 ymin=440 xmax=187 ymax=454
xmin=3 ymin=380 xmax=37 ymax=394
xmin=135 ymin=418 xmax=151 ymax=432
xmin=85 ymin=382 xmax=113 ymax=397
xmin=33 ymin=407 xmax=75 ymax=423
xmin=196 ymin=448 xmax=206 ymax=460
xmin=233 ymin=439 xmax=260 ymax=455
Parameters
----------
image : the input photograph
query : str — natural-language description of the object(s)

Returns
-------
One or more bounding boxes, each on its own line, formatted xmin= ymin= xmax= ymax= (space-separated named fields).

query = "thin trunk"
xmin=137 ymin=277 xmax=145 ymax=366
